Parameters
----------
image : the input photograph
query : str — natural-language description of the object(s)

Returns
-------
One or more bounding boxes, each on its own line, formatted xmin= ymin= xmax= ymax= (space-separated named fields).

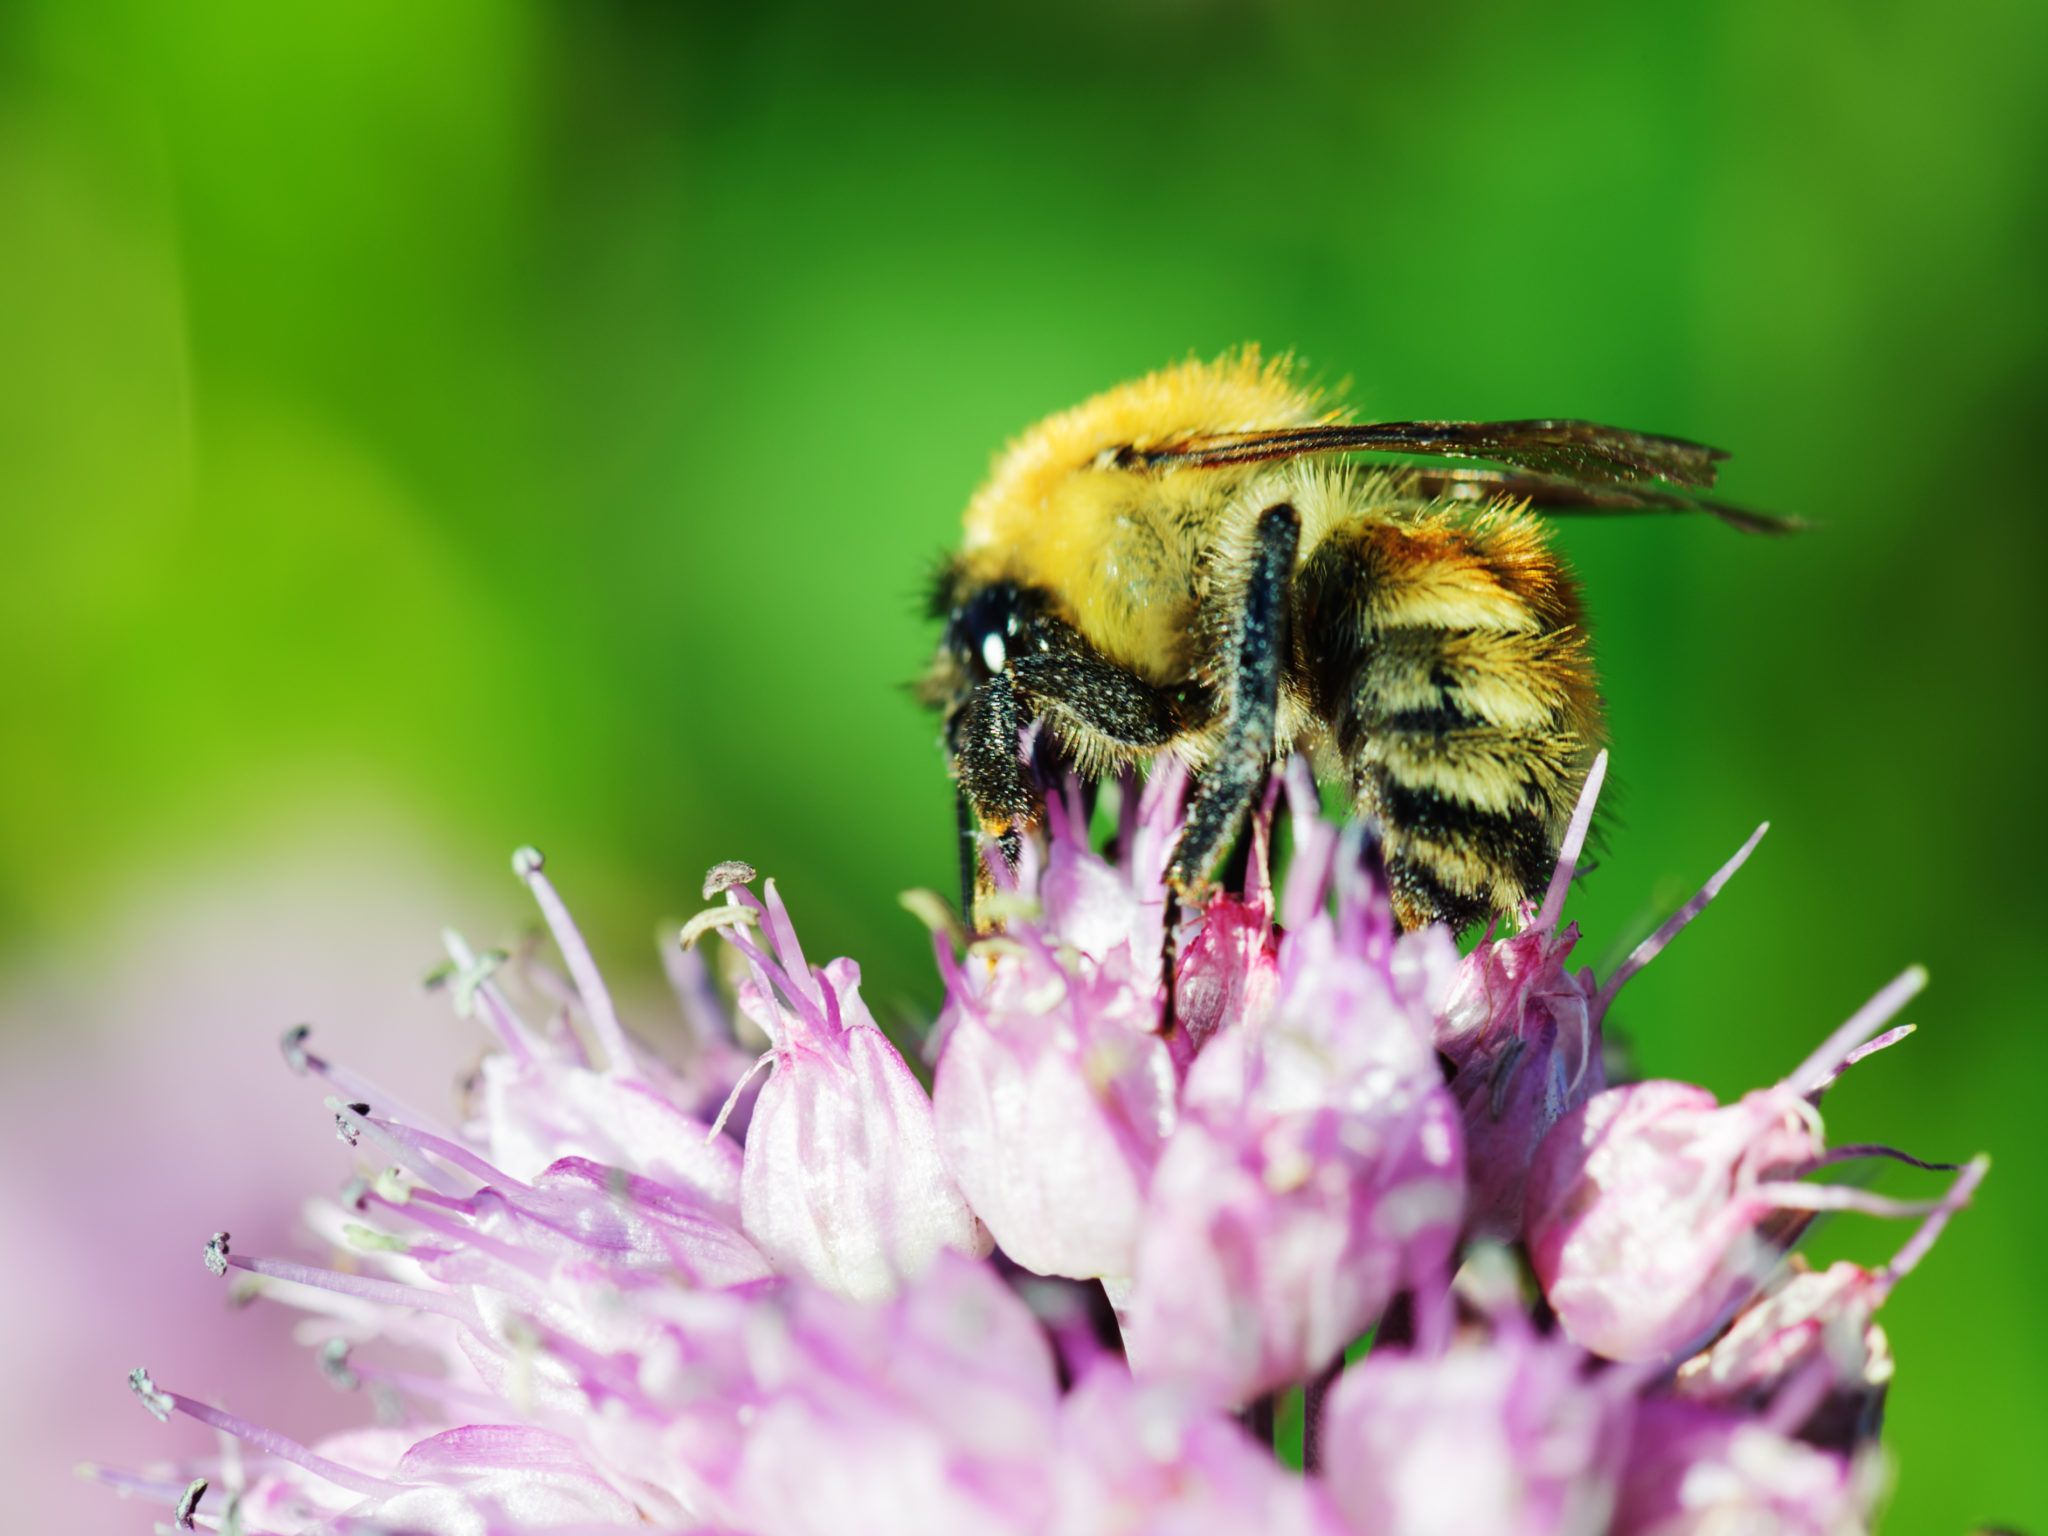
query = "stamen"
xmin=176 ymin=1476 xmax=207 ymax=1530
xmin=1595 ymin=820 xmax=1767 ymax=1017
xmin=1885 ymin=1154 xmax=1989 ymax=1284
xmin=662 ymin=939 xmax=738 ymax=1053
xmin=1786 ymin=966 xmax=1927 ymax=1096
xmin=1536 ymin=751 xmax=1608 ymax=934
xmin=972 ymin=891 xmax=1043 ymax=926
xmin=279 ymin=1025 xmax=456 ymax=1142
xmin=1803 ymin=1025 xmax=1915 ymax=1100
xmin=1748 ymin=1179 xmax=1960 ymax=1221
xmin=75 ymin=1465 xmax=191 ymax=1503
xmin=707 ymin=1050 xmax=776 ymax=1142
xmin=1807 ymin=1143 xmax=1965 ymax=1174
xmin=131 ymin=1371 xmax=402 ymax=1498
xmin=222 ymin=1252 xmax=479 ymax=1327
xmin=1243 ymin=776 xmax=1280 ymax=911
xmin=898 ymin=888 xmax=968 ymax=953
xmin=514 ymin=846 xmax=636 ymax=1075
xmin=360 ymin=1188 xmax=552 ymax=1280
xmin=204 ymin=1232 xmax=230 ymax=1278
xmin=363 ymin=1116 xmax=529 ymax=1192
xmin=1111 ymin=768 xmax=1139 ymax=866
xmin=719 ymin=924 xmax=826 ymax=1037
xmin=1281 ymin=756 xmax=1336 ymax=933
xmin=442 ymin=929 xmax=539 ymax=1065
xmin=334 ymin=1102 xmax=370 ymax=1146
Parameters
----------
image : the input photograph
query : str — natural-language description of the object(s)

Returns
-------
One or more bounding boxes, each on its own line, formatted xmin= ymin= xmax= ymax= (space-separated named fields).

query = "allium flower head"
xmin=91 ymin=759 xmax=1987 ymax=1535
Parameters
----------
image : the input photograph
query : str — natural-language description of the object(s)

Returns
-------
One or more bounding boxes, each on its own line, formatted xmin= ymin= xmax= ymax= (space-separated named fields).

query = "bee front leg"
xmin=1168 ymin=502 xmax=1301 ymax=899
xmin=951 ymin=671 xmax=1037 ymax=923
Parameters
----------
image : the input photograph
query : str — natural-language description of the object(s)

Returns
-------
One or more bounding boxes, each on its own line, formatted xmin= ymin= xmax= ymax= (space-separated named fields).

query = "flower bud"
xmin=1319 ymin=1323 xmax=1635 ymax=1536
xmin=1524 ymin=968 xmax=1941 ymax=1363
xmin=705 ymin=877 xmax=989 ymax=1301
xmin=932 ymin=932 xmax=1176 ymax=1280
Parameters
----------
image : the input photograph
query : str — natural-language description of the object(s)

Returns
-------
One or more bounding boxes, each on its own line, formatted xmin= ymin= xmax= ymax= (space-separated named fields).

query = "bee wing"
xmin=1141 ymin=419 xmax=1795 ymax=534
xmin=1145 ymin=419 xmax=1725 ymax=487
xmin=1399 ymin=465 xmax=1802 ymax=535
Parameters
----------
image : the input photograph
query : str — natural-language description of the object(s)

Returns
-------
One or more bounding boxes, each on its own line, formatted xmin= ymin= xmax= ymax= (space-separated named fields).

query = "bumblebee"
xmin=922 ymin=350 xmax=1783 ymax=932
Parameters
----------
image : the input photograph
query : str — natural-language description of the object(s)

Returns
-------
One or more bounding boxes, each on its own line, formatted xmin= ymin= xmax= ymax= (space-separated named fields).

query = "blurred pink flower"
xmin=1613 ymin=1399 xmax=1872 ymax=1536
xmin=0 ymin=823 xmax=482 ymax=1534
xmin=1319 ymin=1302 xmax=1636 ymax=1535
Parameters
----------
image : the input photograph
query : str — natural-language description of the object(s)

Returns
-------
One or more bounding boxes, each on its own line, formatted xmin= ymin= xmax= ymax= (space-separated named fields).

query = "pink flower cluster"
xmin=94 ymin=758 xmax=1984 ymax=1535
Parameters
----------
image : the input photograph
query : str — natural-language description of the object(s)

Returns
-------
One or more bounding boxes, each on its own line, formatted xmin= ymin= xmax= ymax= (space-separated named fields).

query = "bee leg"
xmin=953 ymin=789 xmax=980 ymax=924
xmin=1006 ymin=636 xmax=1185 ymax=754
xmin=952 ymin=671 xmax=1037 ymax=925
xmin=1168 ymin=503 xmax=1300 ymax=897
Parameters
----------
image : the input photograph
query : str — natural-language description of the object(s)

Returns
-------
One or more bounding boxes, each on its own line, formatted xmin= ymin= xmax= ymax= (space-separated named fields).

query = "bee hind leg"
xmin=1168 ymin=502 xmax=1301 ymax=899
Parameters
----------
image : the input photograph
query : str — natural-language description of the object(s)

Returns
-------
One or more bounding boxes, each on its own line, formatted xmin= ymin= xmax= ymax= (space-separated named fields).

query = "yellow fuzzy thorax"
xmin=959 ymin=350 xmax=1340 ymax=683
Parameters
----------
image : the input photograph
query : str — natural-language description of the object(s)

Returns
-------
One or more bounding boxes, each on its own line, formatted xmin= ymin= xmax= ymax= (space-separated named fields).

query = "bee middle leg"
xmin=1168 ymin=502 xmax=1301 ymax=898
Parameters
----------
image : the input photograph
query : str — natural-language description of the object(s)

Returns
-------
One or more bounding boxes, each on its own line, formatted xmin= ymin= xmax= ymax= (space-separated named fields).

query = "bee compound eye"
xmin=950 ymin=583 xmax=1029 ymax=679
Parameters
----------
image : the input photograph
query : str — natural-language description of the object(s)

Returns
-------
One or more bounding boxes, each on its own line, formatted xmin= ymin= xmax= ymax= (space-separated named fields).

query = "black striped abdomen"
xmin=1311 ymin=507 xmax=1602 ymax=930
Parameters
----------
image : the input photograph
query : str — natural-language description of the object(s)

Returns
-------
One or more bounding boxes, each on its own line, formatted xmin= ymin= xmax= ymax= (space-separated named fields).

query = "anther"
xmin=512 ymin=845 xmax=544 ymax=877
xmin=176 ymin=1477 xmax=207 ymax=1530
xmin=680 ymin=905 xmax=757 ymax=950
xmin=203 ymin=1231 xmax=230 ymax=1277
xmin=447 ymin=944 xmax=508 ymax=1021
xmin=320 ymin=1338 xmax=361 ymax=1392
xmin=335 ymin=1102 xmax=371 ymax=1146
xmin=128 ymin=1367 xmax=172 ymax=1422
xmin=703 ymin=860 xmax=758 ymax=900
xmin=280 ymin=1024 xmax=312 ymax=1074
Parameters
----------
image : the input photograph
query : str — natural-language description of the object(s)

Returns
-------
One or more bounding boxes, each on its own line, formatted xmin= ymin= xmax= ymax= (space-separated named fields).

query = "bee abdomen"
xmin=1325 ymin=518 xmax=1601 ymax=930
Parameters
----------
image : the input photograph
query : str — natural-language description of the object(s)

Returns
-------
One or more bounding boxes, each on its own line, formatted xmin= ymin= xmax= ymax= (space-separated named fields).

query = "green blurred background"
xmin=2 ymin=0 xmax=2041 ymax=1527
